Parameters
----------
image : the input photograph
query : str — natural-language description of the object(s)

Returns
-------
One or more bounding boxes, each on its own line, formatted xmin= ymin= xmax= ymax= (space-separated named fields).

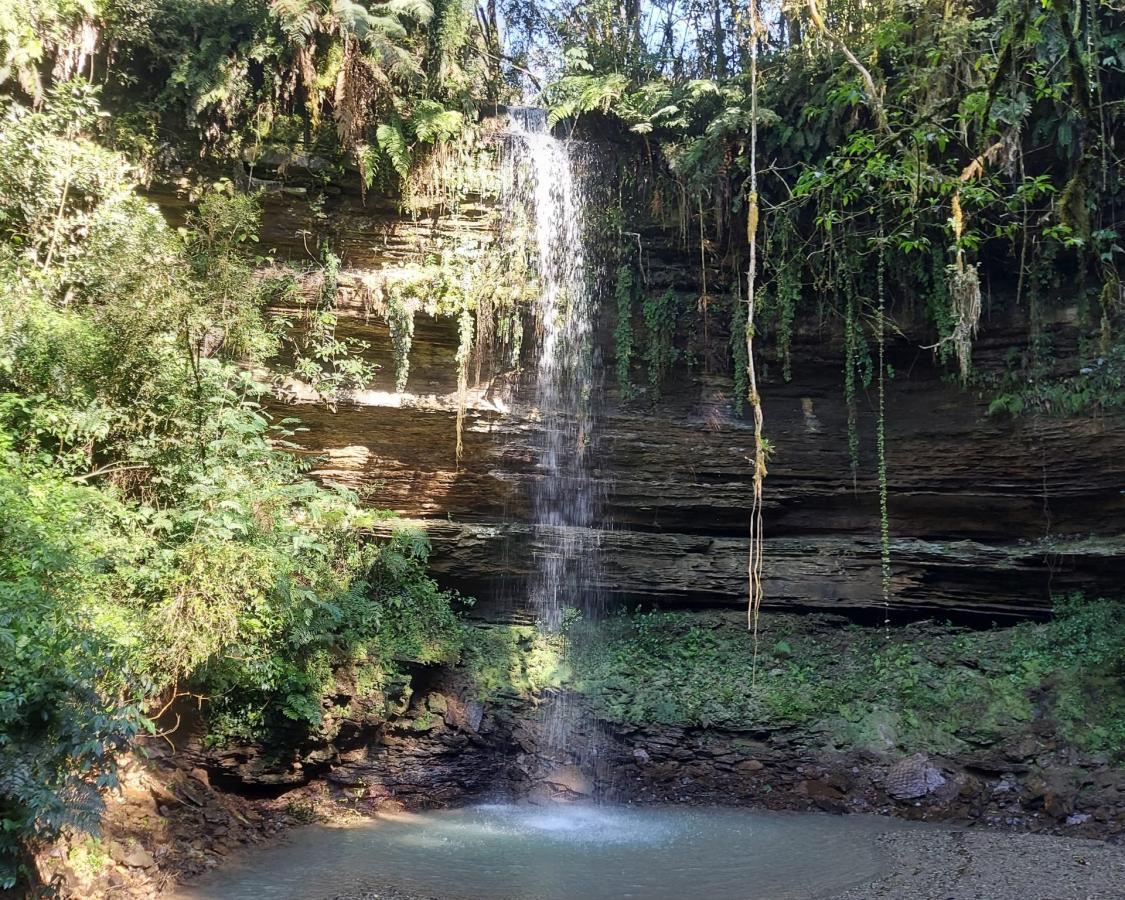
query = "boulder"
xmin=886 ymin=754 xmax=947 ymax=800
xmin=111 ymin=843 xmax=155 ymax=869
xmin=1028 ymin=769 xmax=1081 ymax=818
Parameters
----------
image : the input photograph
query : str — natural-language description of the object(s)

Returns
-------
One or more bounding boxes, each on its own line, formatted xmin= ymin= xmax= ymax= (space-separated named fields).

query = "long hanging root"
xmin=746 ymin=0 xmax=767 ymax=678
xmin=947 ymin=192 xmax=982 ymax=380
xmin=746 ymin=287 xmax=766 ymax=666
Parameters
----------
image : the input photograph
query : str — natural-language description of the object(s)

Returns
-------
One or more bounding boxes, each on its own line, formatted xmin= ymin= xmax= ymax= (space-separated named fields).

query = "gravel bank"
xmin=831 ymin=829 xmax=1125 ymax=899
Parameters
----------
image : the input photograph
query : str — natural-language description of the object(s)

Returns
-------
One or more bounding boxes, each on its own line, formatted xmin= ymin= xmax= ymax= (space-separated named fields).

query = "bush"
xmin=0 ymin=442 xmax=142 ymax=888
xmin=0 ymin=88 xmax=464 ymax=885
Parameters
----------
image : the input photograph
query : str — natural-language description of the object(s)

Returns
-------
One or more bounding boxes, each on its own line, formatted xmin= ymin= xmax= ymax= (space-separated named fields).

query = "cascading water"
xmin=502 ymin=108 xmax=605 ymax=760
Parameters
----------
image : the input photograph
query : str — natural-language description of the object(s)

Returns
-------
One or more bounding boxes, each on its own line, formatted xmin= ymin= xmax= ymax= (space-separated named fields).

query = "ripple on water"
xmin=177 ymin=804 xmax=931 ymax=900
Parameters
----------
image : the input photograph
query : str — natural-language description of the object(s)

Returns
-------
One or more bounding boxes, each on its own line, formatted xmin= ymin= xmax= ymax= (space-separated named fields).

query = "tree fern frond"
xmin=376 ymin=120 xmax=411 ymax=177
xmin=355 ymin=11 xmax=409 ymax=41
xmin=271 ymin=0 xmax=320 ymax=41
xmin=547 ymin=73 xmax=628 ymax=127
xmin=383 ymin=0 xmax=435 ymax=24
xmin=410 ymin=99 xmax=463 ymax=143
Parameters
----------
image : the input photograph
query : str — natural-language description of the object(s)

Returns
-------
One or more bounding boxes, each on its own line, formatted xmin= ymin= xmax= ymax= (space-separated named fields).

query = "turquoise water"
xmin=178 ymin=803 xmax=925 ymax=900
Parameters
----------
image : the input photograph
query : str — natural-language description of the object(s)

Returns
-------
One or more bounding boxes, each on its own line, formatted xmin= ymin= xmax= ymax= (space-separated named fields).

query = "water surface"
xmin=179 ymin=803 xmax=927 ymax=900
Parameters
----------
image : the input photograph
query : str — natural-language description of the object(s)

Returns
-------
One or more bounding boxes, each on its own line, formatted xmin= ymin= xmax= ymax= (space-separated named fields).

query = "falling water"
xmin=503 ymin=108 xmax=604 ymax=758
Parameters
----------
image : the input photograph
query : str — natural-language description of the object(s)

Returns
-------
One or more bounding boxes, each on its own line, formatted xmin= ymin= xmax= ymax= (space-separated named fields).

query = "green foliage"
xmin=460 ymin=625 xmax=567 ymax=699
xmin=641 ymin=288 xmax=678 ymax=398
xmin=203 ymin=525 xmax=465 ymax=745
xmin=0 ymin=0 xmax=498 ymax=191
xmin=613 ymin=263 xmax=634 ymax=400
xmin=842 ymin=285 xmax=861 ymax=485
xmin=1006 ymin=595 xmax=1125 ymax=756
xmin=376 ymin=121 xmax=412 ymax=180
xmin=768 ymin=245 xmax=799 ymax=383
xmin=535 ymin=0 xmax=1124 ymax=412
xmin=987 ymin=341 xmax=1125 ymax=418
xmin=562 ymin=599 xmax=1125 ymax=760
xmin=0 ymin=91 xmax=463 ymax=883
xmin=0 ymin=442 xmax=142 ymax=889
xmin=410 ymin=99 xmax=465 ymax=144
xmin=730 ymin=294 xmax=748 ymax=416
xmin=284 ymin=247 xmax=378 ymax=403
xmin=546 ymin=72 xmax=629 ymax=127
xmin=384 ymin=286 xmax=416 ymax=392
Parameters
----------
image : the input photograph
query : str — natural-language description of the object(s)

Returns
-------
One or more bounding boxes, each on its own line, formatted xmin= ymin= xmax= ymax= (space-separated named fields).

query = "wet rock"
xmin=545 ymin=765 xmax=593 ymax=796
xmin=885 ymin=754 xmax=947 ymax=800
xmin=189 ymin=767 xmax=211 ymax=787
xmin=801 ymin=779 xmax=847 ymax=812
xmin=1027 ymin=769 xmax=1080 ymax=819
xmin=425 ymin=693 xmax=449 ymax=714
xmin=1002 ymin=735 xmax=1039 ymax=762
xmin=148 ymin=780 xmax=183 ymax=809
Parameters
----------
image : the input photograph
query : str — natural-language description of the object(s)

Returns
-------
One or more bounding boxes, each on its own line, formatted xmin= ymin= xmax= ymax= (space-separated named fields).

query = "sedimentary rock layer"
xmin=159 ymin=183 xmax=1125 ymax=619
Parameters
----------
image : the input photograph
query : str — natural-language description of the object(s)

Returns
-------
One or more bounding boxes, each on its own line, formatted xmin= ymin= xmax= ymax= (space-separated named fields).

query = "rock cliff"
xmin=222 ymin=176 xmax=1125 ymax=621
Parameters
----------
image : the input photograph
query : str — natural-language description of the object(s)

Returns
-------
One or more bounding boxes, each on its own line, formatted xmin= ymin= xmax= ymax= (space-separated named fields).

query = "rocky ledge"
xmin=198 ymin=655 xmax=1125 ymax=843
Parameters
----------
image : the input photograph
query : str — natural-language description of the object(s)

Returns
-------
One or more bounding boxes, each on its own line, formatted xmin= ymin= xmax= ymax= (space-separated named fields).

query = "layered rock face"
xmin=232 ymin=171 xmax=1125 ymax=621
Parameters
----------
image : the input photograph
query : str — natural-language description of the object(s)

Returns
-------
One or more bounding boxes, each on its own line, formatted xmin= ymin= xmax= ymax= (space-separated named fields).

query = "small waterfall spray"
xmin=503 ymin=108 xmax=605 ymax=766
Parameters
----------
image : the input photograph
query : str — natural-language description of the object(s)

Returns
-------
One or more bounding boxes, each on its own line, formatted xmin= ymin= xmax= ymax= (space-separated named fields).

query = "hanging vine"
xmin=384 ymin=288 xmax=416 ymax=393
xmin=642 ymin=288 xmax=678 ymax=398
xmin=745 ymin=0 xmax=767 ymax=660
xmin=455 ymin=290 xmax=473 ymax=464
xmin=876 ymin=208 xmax=892 ymax=632
xmin=614 ymin=262 xmax=635 ymax=400
xmin=843 ymin=278 xmax=861 ymax=490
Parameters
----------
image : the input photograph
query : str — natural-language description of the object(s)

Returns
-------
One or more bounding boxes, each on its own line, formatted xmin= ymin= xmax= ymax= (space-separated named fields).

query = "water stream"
xmin=178 ymin=803 xmax=927 ymax=900
xmin=503 ymin=110 xmax=604 ymax=757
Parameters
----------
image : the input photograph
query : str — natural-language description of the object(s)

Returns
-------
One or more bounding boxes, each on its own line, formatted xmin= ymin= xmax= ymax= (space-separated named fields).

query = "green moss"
xmin=494 ymin=598 xmax=1125 ymax=760
xmin=460 ymin=624 xmax=568 ymax=699
xmin=67 ymin=838 xmax=109 ymax=880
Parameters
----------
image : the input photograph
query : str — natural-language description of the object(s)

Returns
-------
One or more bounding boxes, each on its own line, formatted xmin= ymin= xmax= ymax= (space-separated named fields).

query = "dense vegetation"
xmin=6 ymin=2 xmax=1121 ymax=404
xmin=572 ymin=599 xmax=1125 ymax=759
xmin=463 ymin=596 xmax=1125 ymax=758
xmin=0 ymin=85 xmax=466 ymax=887
xmin=1 ymin=0 xmax=1122 ymax=889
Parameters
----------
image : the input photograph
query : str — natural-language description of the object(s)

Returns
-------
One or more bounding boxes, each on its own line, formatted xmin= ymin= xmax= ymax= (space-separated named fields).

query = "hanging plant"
xmin=384 ymin=287 xmax=415 ymax=393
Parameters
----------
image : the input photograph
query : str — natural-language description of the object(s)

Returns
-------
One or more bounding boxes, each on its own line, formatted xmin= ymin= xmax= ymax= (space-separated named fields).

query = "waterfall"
xmin=503 ymin=109 xmax=604 ymax=762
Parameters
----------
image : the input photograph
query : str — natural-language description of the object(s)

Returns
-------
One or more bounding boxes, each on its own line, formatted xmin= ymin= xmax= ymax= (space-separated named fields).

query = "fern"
xmin=357 ymin=142 xmax=382 ymax=190
xmin=384 ymin=0 xmax=434 ymax=24
xmin=546 ymin=73 xmax=629 ymax=127
xmin=270 ymin=0 xmax=319 ymax=42
xmin=376 ymin=120 xmax=412 ymax=178
xmin=410 ymin=99 xmax=464 ymax=143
